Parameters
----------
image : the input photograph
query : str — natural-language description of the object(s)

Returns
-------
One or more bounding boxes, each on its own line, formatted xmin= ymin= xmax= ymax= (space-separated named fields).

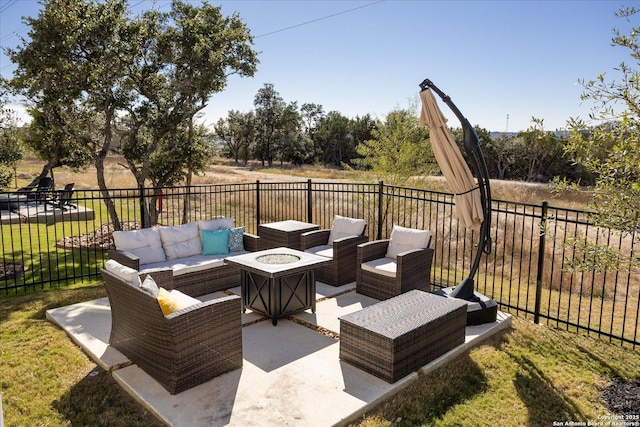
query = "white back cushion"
xmin=328 ymin=215 xmax=366 ymax=245
xmin=158 ymin=222 xmax=202 ymax=260
xmin=198 ymin=217 xmax=235 ymax=231
xmin=385 ymin=225 xmax=431 ymax=260
xmin=105 ymin=259 xmax=142 ymax=287
xmin=112 ymin=227 xmax=166 ymax=265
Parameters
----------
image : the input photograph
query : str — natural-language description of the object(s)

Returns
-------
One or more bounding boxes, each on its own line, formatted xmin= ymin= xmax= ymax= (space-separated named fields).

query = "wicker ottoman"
xmin=339 ymin=290 xmax=467 ymax=383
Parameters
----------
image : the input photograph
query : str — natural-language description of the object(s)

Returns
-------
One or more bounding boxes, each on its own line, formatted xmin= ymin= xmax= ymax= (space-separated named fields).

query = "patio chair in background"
xmin=356 ymin=225 xmax=434 ymax=301
xmin=47 ymin=183 xmax=76 ymax=211
xmin=18 ymin=176 xmax=54 ymax=204
xmin=34 ymin=177 xmax=54 ymax=205
xmin=102 ymin=262 xmax=243 ymax=394
xmin=301 ymin=215 xmax=368 ymax=286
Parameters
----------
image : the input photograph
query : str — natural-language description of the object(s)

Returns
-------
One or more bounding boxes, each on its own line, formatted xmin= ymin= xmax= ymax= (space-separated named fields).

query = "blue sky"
xmin=0 ymin=0 xmax=636 ymax=132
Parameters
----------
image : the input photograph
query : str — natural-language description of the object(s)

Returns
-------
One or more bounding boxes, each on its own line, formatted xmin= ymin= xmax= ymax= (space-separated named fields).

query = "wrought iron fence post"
xmin=256 ymin=180 xmax=261 ymax=228
xmin=377 ymin=180 xmax=383 ymax=240
xmin=534 ymin=200 xmax=548 ymax=324
xmin=307 ymin=179 xmax=313 ymax=223
xmin=139 ymin=183 xmax=146 ymax=229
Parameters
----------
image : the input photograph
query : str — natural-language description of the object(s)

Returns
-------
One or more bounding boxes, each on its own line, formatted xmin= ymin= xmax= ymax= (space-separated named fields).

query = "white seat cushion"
xmin=361 ymin=257 xmax=397 ymax=278
xmin=305 ymin=244 xmax=333 ymax=259
xmin=141 ymin=252 xmax=247 ymax=276
xmin=168 ymin=289 xmax=200 ymax=308
xmin=158 ymin=222 xmax=202 ymax=260
xmin=385 ymin=225 xmax=431 ymax=260
xmin=112 ymin=227 xmax=166 ymax=265
xmin=328 ymin=215 xmax=366 ymax=245
xmin=104 ymin=259 xmax=142 ymax=287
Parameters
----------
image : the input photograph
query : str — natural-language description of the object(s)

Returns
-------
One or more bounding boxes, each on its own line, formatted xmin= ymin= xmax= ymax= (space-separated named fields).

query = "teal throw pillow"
xmin=201 ymin=229 xmax=230 ymax=255
xmin=228 ymin=227 xmax=245 ymax=252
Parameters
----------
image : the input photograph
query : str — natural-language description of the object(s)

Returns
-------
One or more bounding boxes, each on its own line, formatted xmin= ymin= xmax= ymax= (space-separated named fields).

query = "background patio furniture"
xmin=258 ymin=220 xmax=319 ymax=250
xmin=0 ymin=194 xmax=27 ymax=211
xmin=356 ymin=225 xmax=434 ymax=301
xmin=300 ymin=215 xmax=368 ymax=286
xmin=17 ymin=177 xmax=54 ymax=206
xmin=102 ymin=266 xmax=243 ymax=394
xmin=34 ymin=176 xmax=53 ymax=203
xmin=46 ymin=182 xmax=76 ymax=211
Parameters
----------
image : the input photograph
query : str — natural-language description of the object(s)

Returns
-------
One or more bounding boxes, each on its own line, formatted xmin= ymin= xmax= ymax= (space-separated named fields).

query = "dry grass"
xmin=13 ymin=156 xmax=369 ymax=190
xmin=14 ymin=155 xmax=137 ymax=189
xmin=490 ymin=179 xmax=592 ymax=208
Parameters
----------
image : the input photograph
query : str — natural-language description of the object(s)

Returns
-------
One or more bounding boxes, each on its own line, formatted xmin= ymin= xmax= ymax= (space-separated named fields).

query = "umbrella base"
xmin=434 ymin=287 xmax=498 ymax=326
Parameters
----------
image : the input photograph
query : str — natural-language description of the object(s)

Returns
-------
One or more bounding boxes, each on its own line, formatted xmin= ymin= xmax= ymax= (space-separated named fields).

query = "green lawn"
xmin=1 ymin=283 xmax=639 ymax=426
xmin=351 ymin=316 xmax=640 ymax=426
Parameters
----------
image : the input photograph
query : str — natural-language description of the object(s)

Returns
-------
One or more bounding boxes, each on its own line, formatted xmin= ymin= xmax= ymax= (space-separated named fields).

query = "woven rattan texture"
xmin=356 ymin=240 xmax=434 ymax=300
xmin=259 ymin=222 xmax=319 ymax=250
xmin=108 ymin=232 xmax=260 ymax=297
xmin=301 ymin=229 xmax=369 ymax=287
xmin=339 ymin=290 xmax=467 ymax=383
xmin=103 ymin=269 xmax=243 ymax=394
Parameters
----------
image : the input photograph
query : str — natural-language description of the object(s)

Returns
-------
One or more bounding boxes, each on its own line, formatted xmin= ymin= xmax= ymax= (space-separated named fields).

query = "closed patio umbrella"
xmin=419 ymin=88 xmax=483 ymax=230
xmin=417 ymin=79 xmax=493 ymax=313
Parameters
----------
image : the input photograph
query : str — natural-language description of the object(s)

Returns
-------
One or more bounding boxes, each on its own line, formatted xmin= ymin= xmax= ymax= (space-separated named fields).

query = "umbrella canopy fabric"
xmin=419 ymin=88 xmax=483 ymax=230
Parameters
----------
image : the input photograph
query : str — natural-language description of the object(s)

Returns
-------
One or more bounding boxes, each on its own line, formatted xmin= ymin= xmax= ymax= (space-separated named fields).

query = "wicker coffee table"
xmin=339 ymin=290 xmax=468 ymax=383
xmin=225 ymin=247 xmax=331 ymax=325
xmin=258 ymin=220 xmax=319 ymax=250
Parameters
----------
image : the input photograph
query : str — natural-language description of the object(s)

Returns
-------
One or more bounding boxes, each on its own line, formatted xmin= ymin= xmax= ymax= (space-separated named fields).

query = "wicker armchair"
xmin=102 ymin=268 xmax=243 ymax=395
xmin=300 ymin=216 xmax=368 ymax=286
xmin=356 ymin=225 xmax=434 ymax=301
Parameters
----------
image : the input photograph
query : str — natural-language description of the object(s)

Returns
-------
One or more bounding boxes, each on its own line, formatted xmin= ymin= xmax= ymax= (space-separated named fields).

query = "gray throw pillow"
xmin=140 ymin=274 xmax=160 ymax=298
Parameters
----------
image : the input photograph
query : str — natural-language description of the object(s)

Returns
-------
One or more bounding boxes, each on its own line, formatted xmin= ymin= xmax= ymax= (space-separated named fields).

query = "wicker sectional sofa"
xmin=108 ymin=217 xmax=259 ymax=297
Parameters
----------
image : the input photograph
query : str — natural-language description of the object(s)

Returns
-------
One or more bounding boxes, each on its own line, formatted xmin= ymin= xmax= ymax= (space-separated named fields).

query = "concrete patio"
xmin=0 ymin=200 xmax=94 ymax=225
xmin=46 ymin=282 xmax=512 ymax=427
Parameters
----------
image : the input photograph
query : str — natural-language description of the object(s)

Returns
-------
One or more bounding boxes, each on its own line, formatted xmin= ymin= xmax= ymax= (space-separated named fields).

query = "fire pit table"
xmin=225 ymin=247 xmax=331 ymax=325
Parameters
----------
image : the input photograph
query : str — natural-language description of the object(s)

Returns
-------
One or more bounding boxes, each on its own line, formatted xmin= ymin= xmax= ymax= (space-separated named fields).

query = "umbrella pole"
xmin=419 ymin=79 xmax=493 ymax=302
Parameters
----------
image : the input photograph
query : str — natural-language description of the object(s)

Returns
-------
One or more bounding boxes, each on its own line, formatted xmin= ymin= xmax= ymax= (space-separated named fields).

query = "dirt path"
xmin=212 ymin=167 xmax=310 ymax=183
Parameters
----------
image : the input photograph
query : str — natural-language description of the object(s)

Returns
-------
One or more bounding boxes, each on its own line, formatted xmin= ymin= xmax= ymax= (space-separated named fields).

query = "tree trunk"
xmin=182 ymin=172 xmax=192 ymax=224
xmin=497 ymin=162 xmax=507 ymax=180
xmin=94 ymin=106 xmax=121 ymax=231
xmin=95 ymin=159 xmax=121 ymax=231
xmin=29 ymin=158 xmax=59 ymax=189
xmin=148 ymin=188 xmax=160 ymax=226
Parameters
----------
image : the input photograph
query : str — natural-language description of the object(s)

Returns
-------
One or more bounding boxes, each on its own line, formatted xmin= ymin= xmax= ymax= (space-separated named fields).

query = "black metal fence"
xmin=1 ymin=180 xmax=638 ymax=348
